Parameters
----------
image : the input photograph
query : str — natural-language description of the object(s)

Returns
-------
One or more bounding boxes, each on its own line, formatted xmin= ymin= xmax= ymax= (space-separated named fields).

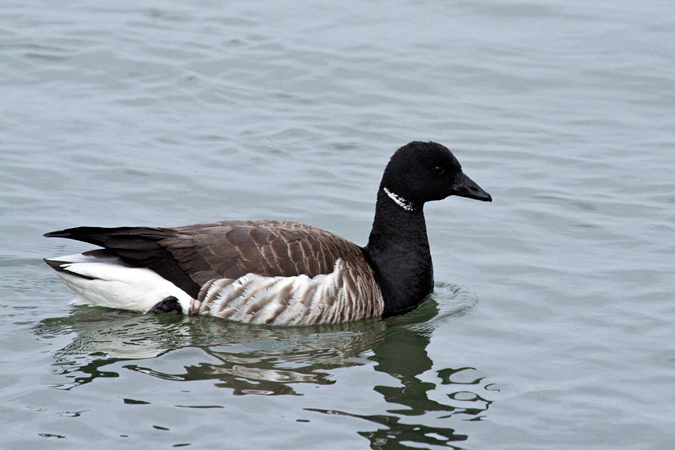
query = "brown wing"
xmin=164 ymin=220 xmax=365 ymax=285
xmin=45 ymin=221 xmax=367 ymax=299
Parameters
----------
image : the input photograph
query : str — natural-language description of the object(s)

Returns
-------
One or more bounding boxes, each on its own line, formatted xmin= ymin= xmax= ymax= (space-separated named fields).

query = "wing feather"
xmin=45 ymin=220 xmax=368 ymax=301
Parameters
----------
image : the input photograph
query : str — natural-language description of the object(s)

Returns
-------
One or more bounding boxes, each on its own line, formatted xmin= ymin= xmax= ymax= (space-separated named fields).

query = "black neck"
xmin=362 ymin=188 xmax=434 ymax=316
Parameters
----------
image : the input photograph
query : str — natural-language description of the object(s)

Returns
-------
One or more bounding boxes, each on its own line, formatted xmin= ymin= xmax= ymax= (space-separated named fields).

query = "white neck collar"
xmin=383 ymin=187 xmax=415 ymax=212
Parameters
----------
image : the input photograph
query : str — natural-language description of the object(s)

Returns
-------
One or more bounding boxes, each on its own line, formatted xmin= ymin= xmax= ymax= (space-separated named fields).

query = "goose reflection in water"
xmin=34 ymin=283 xmax=496 ymax=449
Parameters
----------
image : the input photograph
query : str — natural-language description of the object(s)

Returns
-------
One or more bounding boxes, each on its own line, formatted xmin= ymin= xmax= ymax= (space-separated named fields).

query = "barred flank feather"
xmin=190 ymin=259 xmax=384 ymax=325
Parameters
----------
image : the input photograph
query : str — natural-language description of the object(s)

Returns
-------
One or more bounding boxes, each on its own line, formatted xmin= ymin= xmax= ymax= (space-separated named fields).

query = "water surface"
xmin=1 ymin=1 xmax=674 ymax=448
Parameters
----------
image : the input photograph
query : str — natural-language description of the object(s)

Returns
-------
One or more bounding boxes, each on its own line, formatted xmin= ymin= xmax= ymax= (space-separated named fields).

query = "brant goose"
xmin=44 ymin=141 xmax=491 ymax=325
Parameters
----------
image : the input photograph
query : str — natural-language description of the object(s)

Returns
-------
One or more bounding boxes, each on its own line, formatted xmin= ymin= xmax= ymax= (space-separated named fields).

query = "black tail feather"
xmin=44 ymin=226 xmax=201 ymax=298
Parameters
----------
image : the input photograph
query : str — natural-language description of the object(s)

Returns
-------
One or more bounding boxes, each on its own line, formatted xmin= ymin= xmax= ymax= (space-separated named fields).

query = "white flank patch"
xmin=46 ymin=253 xmax=193 ymax=313
xmin=191 ymin=258 xmax=384 ymax=325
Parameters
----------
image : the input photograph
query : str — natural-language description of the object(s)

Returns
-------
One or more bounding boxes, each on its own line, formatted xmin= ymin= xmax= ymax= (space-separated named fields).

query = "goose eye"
xmin=432 ymin=166 xmax=445 ymax=175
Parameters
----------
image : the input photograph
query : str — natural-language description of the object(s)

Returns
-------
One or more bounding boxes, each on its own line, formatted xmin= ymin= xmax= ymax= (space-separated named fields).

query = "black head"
xmin=380 ymin=141 xmax=492 ymax=207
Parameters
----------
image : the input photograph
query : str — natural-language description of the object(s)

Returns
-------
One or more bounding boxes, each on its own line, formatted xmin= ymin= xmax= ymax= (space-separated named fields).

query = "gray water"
xmin=1 ymin=1 xmax=674 ymax=448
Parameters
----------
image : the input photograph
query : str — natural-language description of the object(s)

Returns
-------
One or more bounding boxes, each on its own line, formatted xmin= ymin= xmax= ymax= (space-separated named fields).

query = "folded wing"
xmin=45 ymin=220 xmax=366 ymax=299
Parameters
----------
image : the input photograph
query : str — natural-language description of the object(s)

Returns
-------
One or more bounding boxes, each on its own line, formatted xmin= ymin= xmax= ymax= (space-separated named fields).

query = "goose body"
xmin=45 ymin=141 xmax=491 ymax=325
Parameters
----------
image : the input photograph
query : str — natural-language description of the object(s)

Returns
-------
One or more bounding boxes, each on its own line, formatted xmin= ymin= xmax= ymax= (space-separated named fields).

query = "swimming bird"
xmin=44 ymin=141 xmax=491 ymax=325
